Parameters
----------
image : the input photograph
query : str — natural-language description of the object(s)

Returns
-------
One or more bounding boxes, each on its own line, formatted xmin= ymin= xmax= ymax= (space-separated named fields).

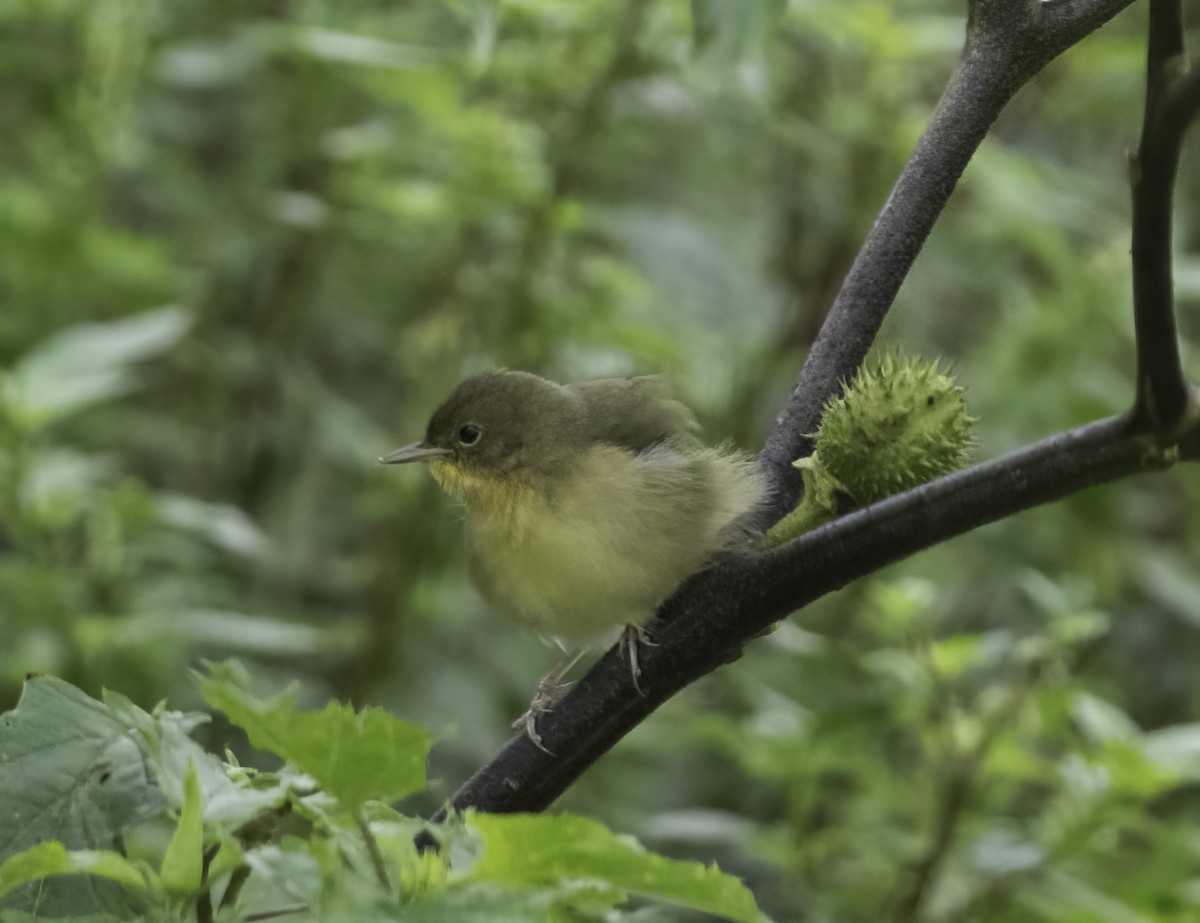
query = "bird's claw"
xmin=513 ymin=676 xmax=571 ymax=754
xmin=619 ymin=623 xmax=655 ymax=696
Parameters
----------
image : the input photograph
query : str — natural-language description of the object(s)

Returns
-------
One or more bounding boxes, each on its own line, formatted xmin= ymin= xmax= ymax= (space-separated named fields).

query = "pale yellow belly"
xmin=462 ymin=442 xmax=761 ymax=647
xmin=467 ymin=517 xmax=682 ymax=645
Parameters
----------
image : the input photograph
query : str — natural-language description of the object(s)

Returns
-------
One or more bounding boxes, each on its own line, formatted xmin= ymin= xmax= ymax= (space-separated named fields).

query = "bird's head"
xmin=382 ymin=371 xmax=587 ymax=506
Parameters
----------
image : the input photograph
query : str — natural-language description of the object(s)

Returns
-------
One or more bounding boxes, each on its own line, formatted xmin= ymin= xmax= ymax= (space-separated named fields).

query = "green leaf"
xmin=0 ymin=841 xmax=148 ymax=901
xmin=402 ymin=883 xmax=615 ymax=923
xmin=691 ymin=0 xmax=785 ymax=65
xmin=201 ymin=665 xmax=432 ymax=811
xmin=466 ymin=812 xmax=767 ymax=923
xmin=293 ymin=27 xmax=436 ymax=69
xmin=159 ymin=761 xmax=204 ymax=894
xmin=2 ymin=305 xmax=191 ymax=428
xmin=207 ymin=838 xmax=245 ymax=884
xmin=1144 ymin=723 xmax=1200 ymax=778
xmin=156 ymin=493 xmax=272 ymax=561
xmin=107 ymin=690 xmax=290 ymax=830
xmin=0 ymin=677 xmax=163 ymax=916
xmin=241 ymin=842 xmax=323 ymax=908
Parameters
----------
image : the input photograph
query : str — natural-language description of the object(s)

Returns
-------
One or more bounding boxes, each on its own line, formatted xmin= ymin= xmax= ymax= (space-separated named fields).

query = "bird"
xmin=382 ymin=369 xmax=764 ymax=748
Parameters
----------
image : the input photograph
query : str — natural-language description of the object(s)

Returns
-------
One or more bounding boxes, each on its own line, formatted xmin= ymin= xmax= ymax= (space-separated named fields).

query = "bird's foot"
xmin=619 ymin=623 xmax=656 ymax=696
xmin=513 ymin=670 xmax=573 ymax=754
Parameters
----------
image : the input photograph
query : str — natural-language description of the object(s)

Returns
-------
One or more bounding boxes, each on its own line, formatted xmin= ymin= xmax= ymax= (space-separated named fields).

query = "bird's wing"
xmin=568 ymin=376 xmax=700 ymax=453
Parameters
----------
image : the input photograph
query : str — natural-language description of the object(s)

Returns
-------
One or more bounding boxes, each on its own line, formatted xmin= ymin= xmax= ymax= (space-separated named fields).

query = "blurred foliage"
xmin=0 ymin=0 xmax=1198 ymax=920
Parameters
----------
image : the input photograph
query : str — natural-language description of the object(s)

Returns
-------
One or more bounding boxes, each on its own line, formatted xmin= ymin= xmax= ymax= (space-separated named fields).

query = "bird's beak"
xmin=379 ymin=442 xmax=452 ymax=465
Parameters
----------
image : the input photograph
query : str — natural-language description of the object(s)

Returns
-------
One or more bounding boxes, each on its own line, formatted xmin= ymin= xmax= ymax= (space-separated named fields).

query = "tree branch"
xmin=760 ymin=0 xmax=1139 ymax=516
xmin=1038 ymin=0 xmax=1150 ymax=44
xmin=422 ymin=413 xmax=1191 ymax=828
xmin=413 ymin=0 xmax=1162 ymax=836
xmin=1130 ymin=0 xmax=1199 ymax=432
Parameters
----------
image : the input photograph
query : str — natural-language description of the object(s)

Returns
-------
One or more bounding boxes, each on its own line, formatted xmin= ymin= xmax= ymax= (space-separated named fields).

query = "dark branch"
xmin=426 ymin=414 xmax=1190 ymax=824
xmin=1130 ymin=0 xmax=1199 ymax=432
xmin=414 ymin=0 xmax=1158 ymax=836
xmin=1144 ymin=0 xmax=1184 ymax=71
xmin=1039 ymin=0 xmax=1149 ymax=44
xmin=759 ymin=0 xmax=1140 ymax=517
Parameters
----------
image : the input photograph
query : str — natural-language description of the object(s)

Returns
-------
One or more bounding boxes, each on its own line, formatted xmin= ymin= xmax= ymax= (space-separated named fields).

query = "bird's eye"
xmin=458 ymin=423 xmax=482 ymax=446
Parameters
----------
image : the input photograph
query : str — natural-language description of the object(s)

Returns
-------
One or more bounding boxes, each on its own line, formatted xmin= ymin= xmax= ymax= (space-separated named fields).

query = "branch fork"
xmin=421 ymin=0 xmax=1200 ymax=825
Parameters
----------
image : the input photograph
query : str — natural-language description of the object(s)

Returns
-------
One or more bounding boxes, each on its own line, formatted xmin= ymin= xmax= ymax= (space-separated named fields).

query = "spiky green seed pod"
xmin=817 ymin=352 xmax=974 ymax=505
xmin=762 ymin=352 xmax=974 ymax=549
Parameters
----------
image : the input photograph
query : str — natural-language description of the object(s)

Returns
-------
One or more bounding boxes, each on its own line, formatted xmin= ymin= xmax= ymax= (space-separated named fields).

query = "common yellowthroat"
xmin=383 ymin=370 xmax=763 ymax=746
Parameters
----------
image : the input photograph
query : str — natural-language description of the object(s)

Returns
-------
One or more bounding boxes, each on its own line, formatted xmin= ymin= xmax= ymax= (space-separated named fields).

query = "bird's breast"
xmin=461 ymin=443 xmax=761 ymax=646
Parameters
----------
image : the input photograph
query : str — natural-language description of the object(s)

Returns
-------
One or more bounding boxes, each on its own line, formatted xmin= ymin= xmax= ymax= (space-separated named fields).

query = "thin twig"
xmin=1130 ymin=0 xmax=1199 ymax=432
xmin=888 ymin=664 xmax=1038 ymax=922
xmin=195 ymin=843 xmax=220 ymax=923
xmin=889 ymin=758 xmax=978 ymax=922
xmin=357 ymin=810 xmax=392 ymax=891
xmin=244 ymin=905 xmax=308 ymax=922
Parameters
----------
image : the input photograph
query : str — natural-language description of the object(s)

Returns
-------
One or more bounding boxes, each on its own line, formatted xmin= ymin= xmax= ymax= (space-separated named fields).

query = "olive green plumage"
xmin=385 ymin=370 xmax=764 ymax=646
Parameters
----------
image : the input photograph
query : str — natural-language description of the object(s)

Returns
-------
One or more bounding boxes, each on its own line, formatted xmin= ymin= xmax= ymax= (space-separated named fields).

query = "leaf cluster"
xmin=0 ymin=668 xmax=764 ymax=923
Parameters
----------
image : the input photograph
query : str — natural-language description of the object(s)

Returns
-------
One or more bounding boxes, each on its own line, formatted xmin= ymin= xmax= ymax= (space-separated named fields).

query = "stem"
xmin=888 ymin=665 xmax=1036 ymax=922
xmin=358 ymin=809 xmax=391 ymax=891
xmin=244 ymin=905 xmax=308 ymax=922
xmin=196 ymin=844 xmax=219 ymax=923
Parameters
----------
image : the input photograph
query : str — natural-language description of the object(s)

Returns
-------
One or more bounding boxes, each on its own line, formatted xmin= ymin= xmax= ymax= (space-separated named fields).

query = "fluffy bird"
xmin=383 ymin=370 xmax=763 ymax=745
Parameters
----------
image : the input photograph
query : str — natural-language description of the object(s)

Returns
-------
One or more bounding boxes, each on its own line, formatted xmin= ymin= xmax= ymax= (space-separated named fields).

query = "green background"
xmin=2 ymin=0 xmax=1199 ymax=919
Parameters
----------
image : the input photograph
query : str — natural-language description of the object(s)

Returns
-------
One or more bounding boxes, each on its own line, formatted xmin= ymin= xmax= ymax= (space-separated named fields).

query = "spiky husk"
xmin=815 ymin=352 xmax=974 ymax=505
